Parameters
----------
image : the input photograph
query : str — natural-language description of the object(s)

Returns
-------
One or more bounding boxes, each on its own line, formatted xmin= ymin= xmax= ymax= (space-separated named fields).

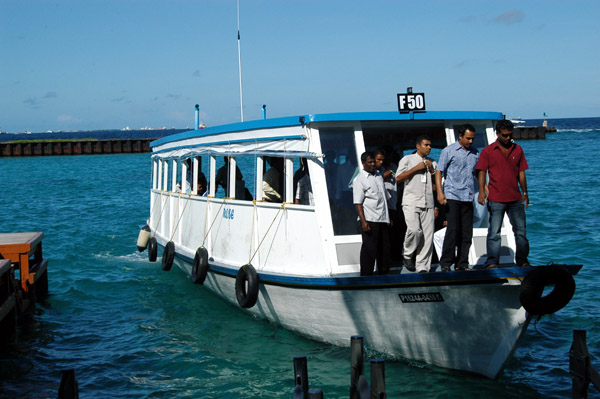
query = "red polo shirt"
xmin=476 ymin=141 xmax=528 ymax=202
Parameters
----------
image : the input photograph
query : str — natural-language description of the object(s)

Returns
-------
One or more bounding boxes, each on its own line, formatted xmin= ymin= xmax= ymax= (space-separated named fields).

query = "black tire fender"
xmin=162 ymin=241 xmax=175 ymax=271
xmin=148 ymin=237 xmax=158 ymax=262
xmin=519 ymin=265 xmax=576 ymax=315
xmin=235 ymin=264 xmax=259 ymax=308
xmin=192 ymin=247 xmax=209 ymax=284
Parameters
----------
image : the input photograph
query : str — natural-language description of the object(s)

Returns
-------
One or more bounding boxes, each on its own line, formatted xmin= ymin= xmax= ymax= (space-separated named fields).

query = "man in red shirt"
xmin=476 ymin=119 xmax=530 ymax=268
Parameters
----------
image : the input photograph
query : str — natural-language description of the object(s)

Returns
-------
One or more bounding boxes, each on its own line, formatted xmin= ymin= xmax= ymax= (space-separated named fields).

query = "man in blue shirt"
xmin=434 ymin=124 xmax=479 ymax=271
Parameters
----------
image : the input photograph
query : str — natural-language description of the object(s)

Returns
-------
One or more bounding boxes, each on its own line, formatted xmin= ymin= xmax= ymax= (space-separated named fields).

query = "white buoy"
xmin=137 ymin=225 xmax=151 ymax=252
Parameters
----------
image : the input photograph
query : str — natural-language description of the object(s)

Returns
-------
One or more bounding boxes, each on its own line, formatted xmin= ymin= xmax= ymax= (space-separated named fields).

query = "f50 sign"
xmin=397 ymin=93 xmax=426 ymax=113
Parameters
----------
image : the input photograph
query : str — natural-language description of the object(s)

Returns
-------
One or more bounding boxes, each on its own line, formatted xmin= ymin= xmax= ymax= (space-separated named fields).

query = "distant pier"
xmin=0 ymin=138 xmax=156 ymax=157
xmin=513 ymin=125 xmax=557 ymax=140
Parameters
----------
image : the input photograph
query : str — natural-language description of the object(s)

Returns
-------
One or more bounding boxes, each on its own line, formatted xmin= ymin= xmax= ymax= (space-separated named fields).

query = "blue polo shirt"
xmin=437 ymin=142 xmax=479 ymax=202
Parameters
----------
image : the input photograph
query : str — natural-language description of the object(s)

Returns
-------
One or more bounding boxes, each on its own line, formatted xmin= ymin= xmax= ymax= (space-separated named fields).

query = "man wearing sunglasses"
xmin=476 ymin=119 xmax=530 ymax=269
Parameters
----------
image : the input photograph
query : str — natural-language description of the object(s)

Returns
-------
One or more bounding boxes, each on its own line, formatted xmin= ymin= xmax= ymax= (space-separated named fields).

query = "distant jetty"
xmin=0 ymin=128 xmax=186 ymax=157
xmin=513 ymin=125 xmax=557 ymax=140
xmin=1 ymin=138 xmax=155 ymax=157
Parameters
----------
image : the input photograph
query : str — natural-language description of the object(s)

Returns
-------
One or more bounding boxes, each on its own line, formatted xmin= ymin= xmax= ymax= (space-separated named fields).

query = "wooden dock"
xmin=0 ymin=232 xmax=48 ymax=344
xmin=0 ymin=138 xmax=156 ymax=157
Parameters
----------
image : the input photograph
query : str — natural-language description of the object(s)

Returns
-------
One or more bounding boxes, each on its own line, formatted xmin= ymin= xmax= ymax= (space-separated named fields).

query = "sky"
xmin=1 ymin=0 xmax=599 ymax=133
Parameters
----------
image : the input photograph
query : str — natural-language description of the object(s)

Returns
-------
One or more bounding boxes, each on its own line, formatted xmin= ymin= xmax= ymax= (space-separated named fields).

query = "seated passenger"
xmin=263 ymin=157 xmax=284 ymax=202
xmin=216 ymin=156 xmax=247 ymax=199
xmin=293 ymin=158 xmax=307 ymax=200
xmin=295 ymin=166 xmax=313 ymax=205
xmin=197 ymin=171 xmax=207 ymax=196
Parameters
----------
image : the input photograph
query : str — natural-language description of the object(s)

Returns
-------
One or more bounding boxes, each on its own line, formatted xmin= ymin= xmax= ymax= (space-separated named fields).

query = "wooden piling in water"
xmin=293 ymin=355 xmax=309 ymax=397
xmin=291 ymin=335 xmax=387 ymax=398
xmin=350 ymin=335 xmax=365 ymax=399
xmin=58 ymin=369 xmax=79 ymax=399
xmin=570 ymin=329 xmax=600 ymax=398
xmin=0 ymin=259 xmax=17 ymax=346
xmin=370 ymin=359 xmax=386 ymax=399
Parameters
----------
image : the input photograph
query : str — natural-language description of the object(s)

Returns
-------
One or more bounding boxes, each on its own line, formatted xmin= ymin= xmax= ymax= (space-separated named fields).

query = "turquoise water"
xmin=1 ymin=123 xmax=599 ymax=398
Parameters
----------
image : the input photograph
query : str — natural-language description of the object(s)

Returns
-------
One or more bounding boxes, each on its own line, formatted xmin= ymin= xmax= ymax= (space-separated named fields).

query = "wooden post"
xmin=370 ymin=359 xmax=385 ymax=399
xmin=570 ymin=329 xmax=600 ymax=398
xmin=293 ymin=355 xmax=309 ymax=396
xmin=570 ymin=329 xmax=590 ymax=398
xmin=307 ymin=388 xmax=323 ymax=398
xmin=350 ymin=335 xmax=364 ymax=399
xmin=0 ymin=259 xmax=17 ymax=345
xmin=58 ymin=369 xmax=78 ymax=399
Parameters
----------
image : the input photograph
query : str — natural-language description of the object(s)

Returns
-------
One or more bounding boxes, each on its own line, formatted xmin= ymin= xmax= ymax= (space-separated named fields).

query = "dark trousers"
xmin=440 ymin=199 xmax=473 ymax=269
xmin=388 ymin=209 xmax=404 ymax=260
xmin=360 ymin=222 xmax=391 ymax=276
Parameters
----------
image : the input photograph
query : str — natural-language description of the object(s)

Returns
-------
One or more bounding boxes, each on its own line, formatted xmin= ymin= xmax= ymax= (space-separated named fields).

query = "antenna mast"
xmin=237 ymin=0 xmax=244 ymax=122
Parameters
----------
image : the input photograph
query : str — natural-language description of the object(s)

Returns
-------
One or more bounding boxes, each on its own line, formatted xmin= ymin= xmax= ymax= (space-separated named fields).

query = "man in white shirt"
xmin=353 ymin=151 xmax=391 ymax=276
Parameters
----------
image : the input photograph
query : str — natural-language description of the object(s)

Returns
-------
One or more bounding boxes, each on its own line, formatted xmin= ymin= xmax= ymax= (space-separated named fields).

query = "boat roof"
xmin=151 ymin=110 xmax=504 ymax=149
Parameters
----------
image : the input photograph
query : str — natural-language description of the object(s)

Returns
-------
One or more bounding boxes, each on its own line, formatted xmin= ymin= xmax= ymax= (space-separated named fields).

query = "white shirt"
xmin=397 ymin=153 xmax=437 ymax=209
xmin=352 ymin=169 xmax=390 ymax=223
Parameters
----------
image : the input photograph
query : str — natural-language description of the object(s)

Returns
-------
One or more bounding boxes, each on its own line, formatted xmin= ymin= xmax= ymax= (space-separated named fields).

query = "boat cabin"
xmin=149 ymin=111 xmax=515 ymax=276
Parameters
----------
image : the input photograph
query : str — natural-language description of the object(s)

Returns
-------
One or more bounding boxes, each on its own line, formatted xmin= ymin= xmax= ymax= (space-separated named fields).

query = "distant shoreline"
xmin=0 ymin=128 xmax=188 ymax=143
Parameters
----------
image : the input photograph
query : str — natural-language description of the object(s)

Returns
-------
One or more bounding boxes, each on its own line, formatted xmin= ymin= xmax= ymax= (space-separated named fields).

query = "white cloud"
xmin=493 ymin=10 xmax=524 ymax=25
xmin=57 ymin=114 xmax=80 ymax=123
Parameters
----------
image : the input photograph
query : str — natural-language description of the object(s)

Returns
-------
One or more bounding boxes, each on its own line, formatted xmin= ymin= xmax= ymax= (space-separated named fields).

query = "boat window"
xmin=234 ymin=156 xmax=254 ymax=201
xmin=214 ymin=157 xmax=227 ymax=198
xmin=452 ymin=123 xmax=488 ymax=149
xmin=291 ymin=157 xmax=316 ymax=205
xmin=292 ymin=157 xmax=307 ymax=204
xmin=214 ymin=156 xmax=253 ymax=200
xmin=152 ymin=159 xmax=158 ymax=190
xmin=262 ymin=156 xmax=285 ymax=203
xmin=364 ymin=124 xmax=446 ymax=157
xmin=170 ymin=160 xmax=178 ymax=192
xmin=163 ymin=160 xmax=172 ymax=191
xmin=319 ymin=129 xmax=361 ymax=235
xmin=182 ymin=157 xmax=208 ymax=196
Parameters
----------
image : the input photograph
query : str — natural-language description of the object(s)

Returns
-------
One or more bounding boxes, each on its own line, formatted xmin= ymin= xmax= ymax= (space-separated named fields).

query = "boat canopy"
xmin=150 ymin=111 xmax=504 ymax=160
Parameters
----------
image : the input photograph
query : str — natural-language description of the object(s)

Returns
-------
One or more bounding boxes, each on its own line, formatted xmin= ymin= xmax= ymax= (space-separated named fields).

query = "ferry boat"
xmin=141 ymin=102 xmax=579 ymax=379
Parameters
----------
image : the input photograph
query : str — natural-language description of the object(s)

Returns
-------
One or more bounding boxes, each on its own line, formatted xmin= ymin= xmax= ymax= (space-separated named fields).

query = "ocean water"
xmin=0 ymin=118 xmax=599 ymax=398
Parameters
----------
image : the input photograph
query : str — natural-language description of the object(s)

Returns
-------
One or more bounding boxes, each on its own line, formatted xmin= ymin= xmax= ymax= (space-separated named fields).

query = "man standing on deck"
xmin=353 ymin=151 xmax=391 ymax=276
xmin=396 ymin=136 xmax=437 ymax=273
xmin=435 ymin=124 xmax=479 ymax=271
xmin=476 ymin=119 xmax=530 ymax=268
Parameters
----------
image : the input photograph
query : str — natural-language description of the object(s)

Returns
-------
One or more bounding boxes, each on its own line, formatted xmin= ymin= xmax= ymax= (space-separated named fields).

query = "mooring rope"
xmin=248 ymin=202 xmax=286 ymax=264
xmin=151 ymin=191 xmax=168 ymax=238
xmin=201 ymin=198 xmax=228 ymax=248
xmin=169 ymin=192 xmax=193 ymax=242
xmin=248 ymin=199 xmax=258 ymax=263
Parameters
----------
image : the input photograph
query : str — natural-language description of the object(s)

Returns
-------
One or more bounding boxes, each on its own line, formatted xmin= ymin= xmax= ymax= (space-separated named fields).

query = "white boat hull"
xmin=169 ymin=249 xmax=530 ymax=379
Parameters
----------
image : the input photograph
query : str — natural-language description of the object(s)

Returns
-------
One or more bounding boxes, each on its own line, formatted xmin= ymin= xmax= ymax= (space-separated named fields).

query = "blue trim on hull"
xmin=166 ymin=247 xmax=582 ymax=290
